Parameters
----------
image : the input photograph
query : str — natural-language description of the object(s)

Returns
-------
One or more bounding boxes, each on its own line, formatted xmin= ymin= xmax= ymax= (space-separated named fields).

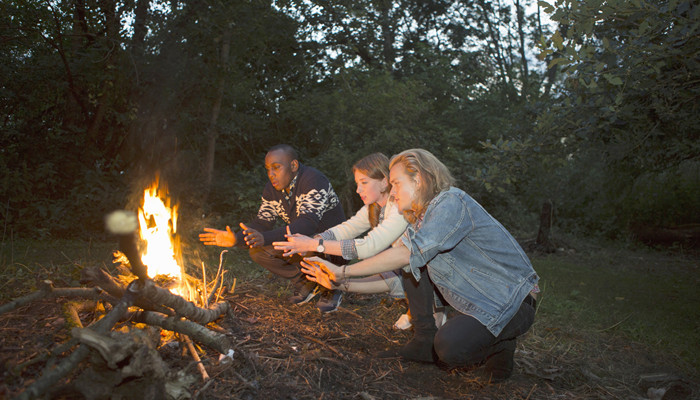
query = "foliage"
xmin=4 ymin=0 xmax=696 ymax=246
xmin=536 ymin=0 xmax=700 ymax=236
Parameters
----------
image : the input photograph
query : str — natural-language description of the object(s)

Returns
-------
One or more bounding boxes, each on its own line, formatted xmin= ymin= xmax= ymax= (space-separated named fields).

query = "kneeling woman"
xmin=301 ymin=148 xmax=538 ymax=382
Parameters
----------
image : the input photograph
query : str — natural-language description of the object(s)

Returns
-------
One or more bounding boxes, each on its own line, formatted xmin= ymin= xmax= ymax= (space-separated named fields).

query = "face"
xmin=264 ymin=150 xmax=298 ymax=191
xmin=354 ymin=170 xmax=388 ymax=206
xmin=389 ymin=163 xmax=420 ymax=213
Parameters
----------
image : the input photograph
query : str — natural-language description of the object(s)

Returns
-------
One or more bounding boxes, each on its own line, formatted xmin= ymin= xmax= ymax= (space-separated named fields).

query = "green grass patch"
xmin=533 ymin=252 xmax=700 ymax=374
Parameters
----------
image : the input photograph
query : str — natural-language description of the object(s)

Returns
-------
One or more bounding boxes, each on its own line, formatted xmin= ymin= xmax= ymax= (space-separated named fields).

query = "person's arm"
xmin=274 ymin=202 xmax=407 ymax=259
xmin=300 ymin=244 xmax=411 ymax=289
xmin=326 ymin=205 xmax=372 ymax=240
xmin=352 ymin=202 xmax=408 ymax=259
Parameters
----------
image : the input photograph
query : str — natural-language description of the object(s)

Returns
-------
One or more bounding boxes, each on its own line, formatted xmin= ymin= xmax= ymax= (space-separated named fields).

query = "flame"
xmin=138 ymin=180 xmax=182 ymax=280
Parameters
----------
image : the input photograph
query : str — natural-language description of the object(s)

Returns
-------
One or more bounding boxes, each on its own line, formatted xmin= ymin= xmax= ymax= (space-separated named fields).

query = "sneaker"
xmin=394 ymin=313 xmax=412 ymax=330
xmin=289 ymin=281 xmax=319 ymax=305
xmin=316 ymin=289 xmax=342 ymax=313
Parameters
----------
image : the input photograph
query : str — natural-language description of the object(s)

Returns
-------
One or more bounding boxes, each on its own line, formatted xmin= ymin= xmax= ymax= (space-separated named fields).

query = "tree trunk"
xmin=536 ymin=199 xmax=554 ymax=249
xmin=515 ymin=0 xmax=529 ymax=96
xmin=202 ymin=25 xmax=232 ymax=202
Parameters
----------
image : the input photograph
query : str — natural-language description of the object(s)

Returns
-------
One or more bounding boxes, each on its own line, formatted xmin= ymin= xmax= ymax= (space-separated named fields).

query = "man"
xmin=200 ymin=144 xmax=347 ymax=313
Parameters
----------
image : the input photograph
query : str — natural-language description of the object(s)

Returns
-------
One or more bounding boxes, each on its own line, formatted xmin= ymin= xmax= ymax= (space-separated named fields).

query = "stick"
xmin=184 ymin=335 xmax=210 ymax=381
xmin=15 ymin=280 xmax=140 ymax=400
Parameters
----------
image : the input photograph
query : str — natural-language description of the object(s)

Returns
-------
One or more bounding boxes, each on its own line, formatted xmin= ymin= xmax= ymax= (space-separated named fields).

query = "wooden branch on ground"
xmin=129 ymin=310 xmax=236 ymax=357
xmin=0 ymin=280 xmax=116 ymax=316
xmin=15 ymin=280 xmax=140 ymax=400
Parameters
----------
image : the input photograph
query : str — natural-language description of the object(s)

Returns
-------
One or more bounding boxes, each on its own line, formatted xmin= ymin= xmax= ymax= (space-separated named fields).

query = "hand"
xmin=199 ymin=226 xmax=236 ymax=247
xmin=240 ymin=223 xmax=263 ymax=248
xmin=300 ymin=256 xmax=341 ymax=290
xmin=272 ymin=226 xmax=315 ymax=256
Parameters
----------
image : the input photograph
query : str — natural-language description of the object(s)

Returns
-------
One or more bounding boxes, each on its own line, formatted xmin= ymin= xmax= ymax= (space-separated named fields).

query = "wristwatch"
xmin=316 ymin=239 xmax=325 ymax=253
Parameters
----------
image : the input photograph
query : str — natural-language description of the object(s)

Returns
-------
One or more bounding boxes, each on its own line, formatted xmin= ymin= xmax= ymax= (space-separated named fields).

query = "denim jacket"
xmin=401 ymin=187 xmax=539 ymax=336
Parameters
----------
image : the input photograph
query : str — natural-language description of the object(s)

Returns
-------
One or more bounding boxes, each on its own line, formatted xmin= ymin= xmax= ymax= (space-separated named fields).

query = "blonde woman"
xmin=301 ymin=149 xmax=538 ymax=382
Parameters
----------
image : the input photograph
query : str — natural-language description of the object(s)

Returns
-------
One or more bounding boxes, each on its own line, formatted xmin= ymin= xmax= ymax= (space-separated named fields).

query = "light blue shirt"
xmin=401 ymin=187 xmax=539 ymax=336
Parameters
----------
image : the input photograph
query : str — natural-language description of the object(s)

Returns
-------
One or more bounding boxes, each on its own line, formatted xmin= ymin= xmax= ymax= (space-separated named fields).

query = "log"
xmin=15 ymin=281 xmax=139 ymax=400
xmin=130 ymin=311 xmax=236 ymax=357
xmin=0 ymin=281 xmax=115 ymax=316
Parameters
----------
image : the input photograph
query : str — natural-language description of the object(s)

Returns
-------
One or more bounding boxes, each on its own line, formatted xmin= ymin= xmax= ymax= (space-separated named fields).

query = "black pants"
xmin=433 ymin=294 xmax=535 ymax=367
xmin=249 ymin=245 xmax=346 ymax=289
xmin=405 ymin=267 xmax=536 ymax=367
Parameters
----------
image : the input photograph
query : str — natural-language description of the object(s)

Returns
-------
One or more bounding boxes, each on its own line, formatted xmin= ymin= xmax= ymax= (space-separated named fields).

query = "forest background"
xmin=1 ymin=0 xmax=698 ymax=249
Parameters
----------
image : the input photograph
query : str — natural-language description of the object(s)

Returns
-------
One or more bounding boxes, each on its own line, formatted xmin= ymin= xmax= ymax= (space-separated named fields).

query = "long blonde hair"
xmin=389 ymin=149 xmax=455 ymax=224
xmin=353 ymin=153 xmax=390 ymax=228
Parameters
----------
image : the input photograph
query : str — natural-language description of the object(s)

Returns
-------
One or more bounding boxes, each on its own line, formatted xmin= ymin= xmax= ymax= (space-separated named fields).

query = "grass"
xmin=532 ymin=247 xmax=700 ymax=376
xmin=2 ymin=236 xmax=699 ymax=380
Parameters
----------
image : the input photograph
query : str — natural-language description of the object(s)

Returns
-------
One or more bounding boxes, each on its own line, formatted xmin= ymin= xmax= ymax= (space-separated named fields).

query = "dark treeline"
xmin=1 ymin=0 xmax=698 ymax=245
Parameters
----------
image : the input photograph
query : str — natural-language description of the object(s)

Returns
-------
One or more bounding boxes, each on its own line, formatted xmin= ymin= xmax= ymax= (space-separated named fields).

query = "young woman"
xmin=301 ymin=149 xmax=539 ymax=382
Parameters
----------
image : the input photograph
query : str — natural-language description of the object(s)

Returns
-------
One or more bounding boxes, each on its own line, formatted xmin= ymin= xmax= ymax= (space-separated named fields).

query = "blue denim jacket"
xmin=401 ymin=187 xmax=539 ymax=336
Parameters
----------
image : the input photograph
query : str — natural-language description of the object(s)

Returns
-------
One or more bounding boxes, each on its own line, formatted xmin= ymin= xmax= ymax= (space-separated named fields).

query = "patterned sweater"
xmin=236 ymin=164 xmax=346 ymax=246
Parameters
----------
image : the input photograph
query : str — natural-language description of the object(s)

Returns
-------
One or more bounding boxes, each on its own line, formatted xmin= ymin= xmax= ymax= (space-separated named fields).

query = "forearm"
xmin=345 ymin=276 xmax=391 ymax=294
xmin=344 ymin=245 xmax=410 ymax=277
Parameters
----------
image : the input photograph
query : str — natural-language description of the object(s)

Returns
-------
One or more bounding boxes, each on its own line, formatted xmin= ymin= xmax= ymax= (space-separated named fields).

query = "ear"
xmin=290 ymin=159 xmax=299 ymax=173
xmin=381 ymin=177 xmax=389 ymax=192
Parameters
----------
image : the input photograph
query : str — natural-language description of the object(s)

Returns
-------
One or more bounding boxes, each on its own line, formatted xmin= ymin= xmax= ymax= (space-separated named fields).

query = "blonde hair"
xmin=352 ymin=153 xmax=390 ymax=227
xmin=389 ymin=149 xmax=455 ymax=224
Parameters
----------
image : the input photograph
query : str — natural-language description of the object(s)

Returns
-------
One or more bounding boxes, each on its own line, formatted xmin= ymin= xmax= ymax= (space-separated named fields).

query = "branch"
xmin=130 ymin=311 xmax=235 ymax=357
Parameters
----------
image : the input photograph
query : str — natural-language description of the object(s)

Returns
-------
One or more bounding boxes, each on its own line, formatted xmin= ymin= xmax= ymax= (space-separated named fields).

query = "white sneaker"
xmin=434 ymin=311 xmax=447 ymax=328
xmin=393 ymin=313 xmax=412 ymax=330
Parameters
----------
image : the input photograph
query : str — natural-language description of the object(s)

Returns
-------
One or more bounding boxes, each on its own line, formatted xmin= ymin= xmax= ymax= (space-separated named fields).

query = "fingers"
xmin=286 ymin=225 xmax=291 ymax=236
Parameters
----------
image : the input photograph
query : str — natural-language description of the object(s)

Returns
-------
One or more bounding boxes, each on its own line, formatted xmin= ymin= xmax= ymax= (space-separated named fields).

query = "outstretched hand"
xmin=240 ymin=223 xmax=263 ymax=248
xmin=300 ymin=256 xmax=341 ymax=290
xmin=272 ymin=226 xmax=315 ymax=256
xmin=199 ymin=226 xmax=236 ymax=247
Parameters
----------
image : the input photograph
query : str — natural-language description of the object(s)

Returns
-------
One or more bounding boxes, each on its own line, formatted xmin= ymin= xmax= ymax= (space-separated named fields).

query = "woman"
xmin=301 ymin=149 xmax=539 ymax=382
xmin=273 ymin=153 xmax=408 ymax=303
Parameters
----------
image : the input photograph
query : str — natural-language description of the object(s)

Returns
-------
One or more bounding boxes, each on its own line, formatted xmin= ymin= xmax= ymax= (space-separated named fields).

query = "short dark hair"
xmin=267 ymin=144 xmax=299 ymax=162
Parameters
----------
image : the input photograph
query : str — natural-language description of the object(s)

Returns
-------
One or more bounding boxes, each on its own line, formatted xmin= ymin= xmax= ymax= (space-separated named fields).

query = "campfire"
xmin=3 ymin=178 xmax=239 ymax=400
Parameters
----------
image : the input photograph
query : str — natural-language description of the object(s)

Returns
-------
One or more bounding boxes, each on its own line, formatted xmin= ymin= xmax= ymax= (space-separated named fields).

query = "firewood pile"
xmin=0 ymin=244 xmax=242 ymax=400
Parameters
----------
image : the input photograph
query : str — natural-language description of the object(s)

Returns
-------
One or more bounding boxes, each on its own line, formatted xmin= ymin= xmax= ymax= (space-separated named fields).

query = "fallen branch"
xmin=129 ymin=310 xmax=236 ymax=357
xmin=15 ymin=280 xmax=140 ymax=400
xmin=0 ymin=281 xmax=115 ymax=316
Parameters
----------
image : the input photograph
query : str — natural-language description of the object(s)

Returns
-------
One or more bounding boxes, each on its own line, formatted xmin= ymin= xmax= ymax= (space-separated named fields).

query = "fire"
xmin=138 ymin=180 xmax=182 ymax=280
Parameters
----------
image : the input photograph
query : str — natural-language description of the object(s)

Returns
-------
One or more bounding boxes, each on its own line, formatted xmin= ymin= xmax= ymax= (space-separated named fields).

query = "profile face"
xmin=389 ymin=163 xmax=419 ymax=213
xmin=354 ymin=170 xmax=387 ymax=206
xmin=265 ymin=149 xmax=297 ymax=191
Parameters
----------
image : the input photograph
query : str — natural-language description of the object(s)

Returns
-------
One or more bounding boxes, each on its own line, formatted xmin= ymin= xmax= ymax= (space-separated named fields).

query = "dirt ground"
xmin=1 ymin=270 xmax=698 ymax=400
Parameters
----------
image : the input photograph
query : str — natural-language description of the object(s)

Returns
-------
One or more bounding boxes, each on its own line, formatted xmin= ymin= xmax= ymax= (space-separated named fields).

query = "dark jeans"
xmin=402 ymin=267 xmax=440 ymax=336
xmin=249 ymin=245 xmax=346 ymax=289
xmin=433 ymin=293 xmax=536 ymax=367
xmin=405 ymin=267 xmax=536 ymax=367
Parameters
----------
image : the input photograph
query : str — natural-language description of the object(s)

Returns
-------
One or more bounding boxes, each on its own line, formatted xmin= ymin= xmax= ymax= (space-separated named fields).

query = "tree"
xmin=536 ymin=0 xmax=700 ymax=236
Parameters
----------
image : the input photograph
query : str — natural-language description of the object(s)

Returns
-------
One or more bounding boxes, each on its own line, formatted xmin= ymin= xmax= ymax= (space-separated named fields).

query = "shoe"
xmin=316 ymin=289 xmax=342 ymax=313
xmin=394 ymin=313 xmax=412 ymax=330
xmin=434 ymin=310 xmax=447 ymax=328
xmin=395 ymin=311 xmax=446 ymax=330
xmin=483 ymin=340 xmax=516 ymax=383
xmin=289 ymin=281 xmax=319 ymax=305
